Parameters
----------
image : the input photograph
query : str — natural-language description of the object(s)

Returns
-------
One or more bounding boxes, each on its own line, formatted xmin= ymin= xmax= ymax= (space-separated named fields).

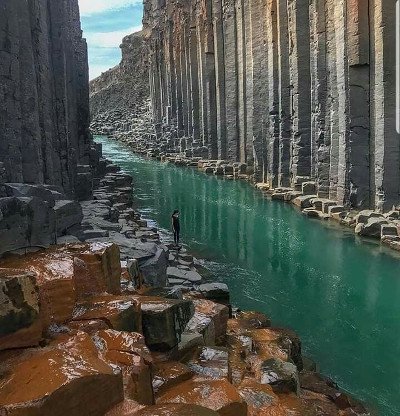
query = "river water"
xmin=97 ymin=135 xmax=400 ymax=415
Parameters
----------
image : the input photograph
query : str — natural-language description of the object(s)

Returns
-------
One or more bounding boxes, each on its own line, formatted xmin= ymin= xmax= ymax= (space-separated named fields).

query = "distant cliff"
xmin=145 ymin=0 xmax=400 ymax=211
xmin=0 ymin=0 xmax=92 ymax=196
xmin=89 ymin=31 xmax=149 ymax=119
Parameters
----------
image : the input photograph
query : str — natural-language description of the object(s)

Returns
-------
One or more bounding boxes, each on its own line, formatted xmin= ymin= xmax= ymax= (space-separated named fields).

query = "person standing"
xmin=171 ymin=209 xmax=181 ymax=248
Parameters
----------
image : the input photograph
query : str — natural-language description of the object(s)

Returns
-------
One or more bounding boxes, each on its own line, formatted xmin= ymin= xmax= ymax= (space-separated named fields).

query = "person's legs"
xmin=176 ymin=228 xmax=180 ymax=246
xmin=173 ymin=229 xmax=178 ymax=245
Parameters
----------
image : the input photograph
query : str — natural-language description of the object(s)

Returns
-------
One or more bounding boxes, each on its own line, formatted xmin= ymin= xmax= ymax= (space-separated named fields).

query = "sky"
xmin=79 ymin=0 xmax=143 ymax=80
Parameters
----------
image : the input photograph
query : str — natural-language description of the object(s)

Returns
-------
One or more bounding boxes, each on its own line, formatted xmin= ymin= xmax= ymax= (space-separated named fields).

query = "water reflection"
xmin=98 ymin=136 xmax=400 ymax=415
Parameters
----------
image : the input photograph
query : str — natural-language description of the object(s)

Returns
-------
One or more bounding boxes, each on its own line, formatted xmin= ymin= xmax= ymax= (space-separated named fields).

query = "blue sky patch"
xmin=79 ymin=1 xmax=143 ymax=79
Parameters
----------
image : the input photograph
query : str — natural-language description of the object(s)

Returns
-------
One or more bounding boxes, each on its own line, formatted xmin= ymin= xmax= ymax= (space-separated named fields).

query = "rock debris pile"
xmin=0 ymin=158 xmax=370 ymax=415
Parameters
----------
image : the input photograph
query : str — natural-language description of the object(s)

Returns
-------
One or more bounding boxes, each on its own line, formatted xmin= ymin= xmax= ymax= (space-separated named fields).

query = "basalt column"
xmin=0 ymin=0 xmax=93 ymax=195
xmin=370 ymin=0 xmax=400 ymax=211
xmin=145 ymin=0 xmax=400 ymax=210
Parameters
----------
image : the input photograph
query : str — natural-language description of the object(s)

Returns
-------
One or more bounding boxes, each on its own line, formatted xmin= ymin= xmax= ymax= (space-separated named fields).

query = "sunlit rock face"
xmin=0 ymin=0 xmax=93 ymax=197
xmin=145 ymin=0 xmax=400 ymax=211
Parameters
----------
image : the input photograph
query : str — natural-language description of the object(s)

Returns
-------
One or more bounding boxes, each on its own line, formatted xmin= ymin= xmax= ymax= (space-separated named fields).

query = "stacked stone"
xmin=145 ymin=0 xmax=400 ymax=211
xmin=0 ymin=0 xmax=93 ymax=197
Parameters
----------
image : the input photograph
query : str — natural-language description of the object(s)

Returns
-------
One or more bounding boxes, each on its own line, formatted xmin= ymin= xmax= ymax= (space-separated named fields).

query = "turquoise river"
xmin=97 ymin=136 xmax=400 ymax=415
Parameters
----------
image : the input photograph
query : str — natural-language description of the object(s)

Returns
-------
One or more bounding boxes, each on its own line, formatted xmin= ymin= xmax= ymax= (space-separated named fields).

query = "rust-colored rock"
xmin=135 ymin=403 xmax=220 ymax=416
xmin=106 ymin=399 xmax=144 ymax=416
xmin=95 ymin=329 xmax=154 ymax=404
xmin=73 ymin=294 xmax=141 ymax=332
xmin=185 ymin=346 xmax=229 ymax=380
xmin=153 ymin=361 xmax=193 ymax=395
xmin=67 ymin=318 xmax=110 ymax=334
xmin=237 ymin=378 xmax=278 ymax=416
xmin=193 ymin=299 xmax=229 ymax=345
xmin=0 ymin=243 xmax=123 ymax=328
xmin=0 ymin=270 xmax=42 ymax=351
xmin=0 ymin=332 xmax=123 ymax=416
xmin=73 ymin=242 xmax=121 ymax=296
xmin=157 ymin=378 xmax=247 ymax=416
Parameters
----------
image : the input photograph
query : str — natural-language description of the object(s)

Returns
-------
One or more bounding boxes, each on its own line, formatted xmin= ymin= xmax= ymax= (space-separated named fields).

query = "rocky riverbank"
xmin=90 ymin=103 xmax=400 ymax=256
xmin=0 ymin=147 xmax=371 ymax=415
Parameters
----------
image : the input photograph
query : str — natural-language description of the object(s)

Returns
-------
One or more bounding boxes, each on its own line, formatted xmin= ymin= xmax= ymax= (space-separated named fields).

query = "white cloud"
xmin=79 ymin=0 xmax=141 ymax=16
xmin=85 ymin=26 xmax=142 ymax=48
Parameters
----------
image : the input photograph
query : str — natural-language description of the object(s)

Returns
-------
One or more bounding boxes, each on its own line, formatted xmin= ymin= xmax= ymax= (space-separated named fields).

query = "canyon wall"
xmin=90 ymin=31 xmax=149 ymax=117
xmin=0 ymin=0 xmax=92 ymax=196
xmin=145 ymin=0 xmax=400 ymax=211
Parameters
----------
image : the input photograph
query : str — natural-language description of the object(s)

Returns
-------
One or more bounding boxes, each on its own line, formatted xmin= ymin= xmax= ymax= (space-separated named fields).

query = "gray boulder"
xmin=54 ymin=200 xmax=83 ymax=236
xmin=260 ymin=358 xmax=299 ymax=394
xmin=139 ymin=246 xmax=168 ymax=287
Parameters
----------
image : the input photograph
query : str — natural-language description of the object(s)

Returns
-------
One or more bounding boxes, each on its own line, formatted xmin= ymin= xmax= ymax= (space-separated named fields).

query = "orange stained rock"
xmin=153 ymin=361 xmax=193 ymax=395
xmin=67 ymin=318 xmax=110 ymax=334
xmin=134 ymin=403 xmax=220 ymax=416
xmin=73 ymin=294 xmax=142 ymax=332
xmin=256 ymin=392 xmax=340 ymax=416
xmin=193 ymin=299 xmax=229 ymax=343
xmin=0 ymin=243 xmax=123 ymax=328
xmin=95 ymin=330 xmax=154 ymax=405
xmin=248 ymin=328 xmax=290 ymax=362
xmin=156 ymin=378 xmax=247 ymax=416
xmin=106 ymin=399 xmax=145 ymax=416
xmin=0 ymin=331 xmax=123 ymax=416
xmin=105 ymin=350 xmax=154 ymax=404
xmin=237 ymin=377 xmax=278 ymax=416
xmin=73 ymin=242 xmax=121 ymax=296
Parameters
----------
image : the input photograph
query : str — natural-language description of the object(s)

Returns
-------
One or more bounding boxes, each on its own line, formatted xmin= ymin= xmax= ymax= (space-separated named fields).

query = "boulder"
xmin=193 ymin=299 xmax=229 ymax=344
xmin=95 ymin=329 xmax=153 ymax=404
xmin=197 ymin=283 xmax=230 ymax=302
xmin=260 ymin=358 xmax=299 ymax=394
xmin=185 ymin=346 xmax=229 ymax=379
xmin=140 ymin=297 xmax=194 ymax=351
xmin=0 ymin=270 xmax=42 ymax=351
xmin=54 ymin=199 xmax=83 ymax=236
xmin=0 ymin=197 xmax=55 ymax=256
xmin=292 ymin=195 xmax=317 ymax=209
xmin=152 ymin=361 xmax=193 ymax=395
xmin=73 ymin=242 xmax=121 ymax=296
xmin=0 ymin=332 xmax=123 ymax=416
xmin=140 ymin=247 xmax=168 ymax=287
xmin=3 ymin=183 xmax=56 ymax=207
xmin=73 ymin=295 xmax=142 ymax=332
xmin=237 ymin=378 xmax=278 ymax=415
xmin=355 ymin=217 xmax=389 ymax=238
xmin=157 ymin=378 xmax=247 ymax=416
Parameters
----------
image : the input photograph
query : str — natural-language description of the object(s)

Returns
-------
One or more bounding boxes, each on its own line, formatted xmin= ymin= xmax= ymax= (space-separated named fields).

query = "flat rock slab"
xmin=167 ymin=267 xmax=202 ymax=284
xmin=73 ymin=295 xmax=142 ymax=333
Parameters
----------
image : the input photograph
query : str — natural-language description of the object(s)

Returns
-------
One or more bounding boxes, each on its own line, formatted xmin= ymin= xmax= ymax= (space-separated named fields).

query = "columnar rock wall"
xmin=145 ymin=0 xmax=400 ymax=211
xmin=0 ymin=0 xmax=92 ymax=196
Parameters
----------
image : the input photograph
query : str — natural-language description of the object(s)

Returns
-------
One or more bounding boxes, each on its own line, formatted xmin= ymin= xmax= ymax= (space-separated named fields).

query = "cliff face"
xmin=145 ymin=0 xmax=400 ymax=211
xmin=90 ymin=31 xmax=149 ymax=118
xmin=0 ymin=0 xmax=92 ymax=196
